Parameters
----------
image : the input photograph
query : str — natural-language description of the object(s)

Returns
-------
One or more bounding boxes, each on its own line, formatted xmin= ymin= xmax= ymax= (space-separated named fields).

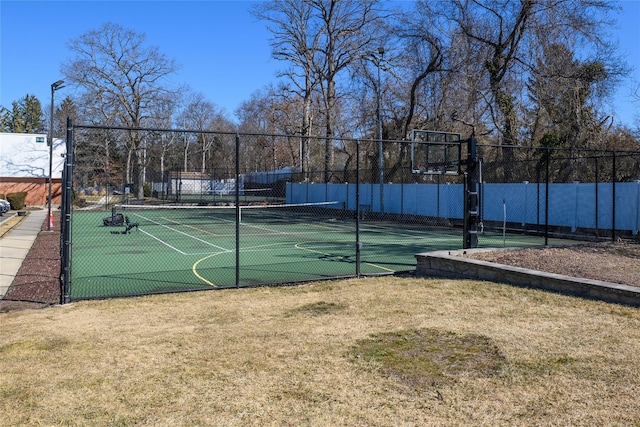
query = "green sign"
xmin=36 ymin=137 xmax=45 ymax=143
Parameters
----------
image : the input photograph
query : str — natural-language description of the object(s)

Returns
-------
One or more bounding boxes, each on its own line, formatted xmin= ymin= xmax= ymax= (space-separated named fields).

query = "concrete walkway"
xmin=0 ymin=209 xmax=48 ymax=298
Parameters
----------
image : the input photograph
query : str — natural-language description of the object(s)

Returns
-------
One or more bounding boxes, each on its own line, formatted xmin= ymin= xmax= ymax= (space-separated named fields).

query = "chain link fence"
xmin=60 ymin=122 xmax=640 ymax=300
xmin=476 ymin=145 xmax=640 ymax=247
xmin=64 ymin=126 xmax=468 ymax=300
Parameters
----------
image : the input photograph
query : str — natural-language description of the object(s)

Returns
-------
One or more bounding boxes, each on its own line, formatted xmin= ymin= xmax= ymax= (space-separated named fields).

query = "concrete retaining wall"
xmin=415 ymin=249 xmax=640 ymax=307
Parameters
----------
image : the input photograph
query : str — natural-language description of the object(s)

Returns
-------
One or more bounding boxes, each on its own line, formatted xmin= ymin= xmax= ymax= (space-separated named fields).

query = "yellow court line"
xmin=192 ymin=251 xmax=229 ymax=287
xmin=193 ymin=239 xmax=397 ymax=287
xmin=363 ymin=263 xmax=396 ymax=273
xmin=191 ymin=241 xmax=302 ymax=287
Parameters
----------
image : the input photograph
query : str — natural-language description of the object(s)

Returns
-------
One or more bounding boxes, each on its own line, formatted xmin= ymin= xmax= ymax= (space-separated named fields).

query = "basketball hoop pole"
xmin=408 ymin=129 xmax=478 ymax=247
xmin=463 ymin=136 xmax=479 ymax=249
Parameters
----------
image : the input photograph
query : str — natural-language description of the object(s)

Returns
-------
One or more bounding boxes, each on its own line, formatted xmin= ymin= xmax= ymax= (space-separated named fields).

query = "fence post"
xmin=635 ymin=180 xmax=640 ymax=235
xmin=235 ymin=133 xmax=240 ymax=288
xmin=572 ymin=181 xmax=579 ymax=233
xmin=595 ymin=157 xmax=599 ymax=234
xmin=522 ymin=181 xmax=528 ymax=227
xmin=356 ymin=140 xmax=361 ymax=277
xmin=61 ymin=117 xmax=73 ymax=304
xmin=545 ymin=146 xmax=550 ymax=246
xmin=612 ymin=151 xmax=616 ymax=241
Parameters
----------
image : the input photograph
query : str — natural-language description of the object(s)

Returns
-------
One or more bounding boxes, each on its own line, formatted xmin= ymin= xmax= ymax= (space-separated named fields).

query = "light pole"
xmin=376 ymin=46 xmax=384 ymax=213
xmin=47 ymin=80 xmax=65 ymax=231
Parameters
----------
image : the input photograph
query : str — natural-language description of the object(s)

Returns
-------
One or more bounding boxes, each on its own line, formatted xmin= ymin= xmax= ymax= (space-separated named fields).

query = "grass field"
xmin=1 ymin=276 xmax=639 ymax=425
xmin=70 ymin=206 xmax=563 ymax=300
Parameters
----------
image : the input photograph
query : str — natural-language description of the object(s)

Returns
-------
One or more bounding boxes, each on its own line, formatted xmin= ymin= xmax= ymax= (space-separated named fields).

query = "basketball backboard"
xmin=410 ymin=130 xmax=462 ymax=175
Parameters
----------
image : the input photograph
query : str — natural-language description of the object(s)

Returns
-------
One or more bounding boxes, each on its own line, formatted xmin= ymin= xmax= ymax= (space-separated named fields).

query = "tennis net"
xmin=113 ymin=201 xmax=346 ymax=228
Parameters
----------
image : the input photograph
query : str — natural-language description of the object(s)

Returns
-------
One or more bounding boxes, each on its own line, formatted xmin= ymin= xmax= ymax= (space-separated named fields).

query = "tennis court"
xmin=69 ymin=202 xmax=565 ymax=300
xmin=59 ymin=125 xmax=640 ymax=302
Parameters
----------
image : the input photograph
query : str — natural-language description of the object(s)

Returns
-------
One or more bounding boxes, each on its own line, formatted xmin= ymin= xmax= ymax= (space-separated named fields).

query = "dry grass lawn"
xmin=2 ymin=276 xmax=640 ymax=426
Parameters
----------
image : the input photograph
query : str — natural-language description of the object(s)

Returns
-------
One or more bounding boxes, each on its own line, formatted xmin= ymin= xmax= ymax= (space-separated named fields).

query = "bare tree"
xmin=313 ymin=0 xmax=382 ymax=182
xmin=176 ymin=93 xmax=226 ymax=173
xmin=445 ymin=0 xmax=618 ymax=180
xmin=144 ymin=97 xmax=178 ymax=196
xmin=256 ymin=0 xmax=382 ymax=182
xmin=253 ymin=0 xmax=321 ymax=176
xmin=63 ymin=22 xmax=179 ymax=199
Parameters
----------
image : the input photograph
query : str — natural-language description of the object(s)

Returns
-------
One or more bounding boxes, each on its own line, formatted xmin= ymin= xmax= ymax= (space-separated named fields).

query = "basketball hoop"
xmin=410 ymin=130 xmax=463 ymax=176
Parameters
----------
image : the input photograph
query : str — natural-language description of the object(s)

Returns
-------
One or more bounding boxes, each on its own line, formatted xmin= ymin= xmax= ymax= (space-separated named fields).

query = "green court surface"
xmin=70 ymin=206 xmax=554 ymax=300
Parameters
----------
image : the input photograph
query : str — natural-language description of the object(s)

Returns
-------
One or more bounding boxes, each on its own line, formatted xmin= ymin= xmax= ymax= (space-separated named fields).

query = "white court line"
xmin=132 ymin=210 xmax=434 ymax=257
xmin=140 ymin=229 xmax=190 ymax=255
xmin=132 ymin=213 xmax=231 ymax=254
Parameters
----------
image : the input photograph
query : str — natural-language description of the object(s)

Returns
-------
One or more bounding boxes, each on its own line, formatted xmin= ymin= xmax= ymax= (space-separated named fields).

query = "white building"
xmin=0 ymin=132 xmax=66 ymax=206
xmin=0 ymin=132 xmax=65 ymax=178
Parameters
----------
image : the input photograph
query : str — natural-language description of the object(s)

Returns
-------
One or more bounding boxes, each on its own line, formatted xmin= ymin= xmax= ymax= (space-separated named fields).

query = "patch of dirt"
xmin=466 ymin=241 xmax=640 ymax=287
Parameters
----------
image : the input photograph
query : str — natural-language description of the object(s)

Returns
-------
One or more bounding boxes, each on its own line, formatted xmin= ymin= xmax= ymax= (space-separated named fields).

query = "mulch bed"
xmin=467 ymin=241 xmax=640 ymax=288
xmin=0 ymin=212 xmax=62 ymax=312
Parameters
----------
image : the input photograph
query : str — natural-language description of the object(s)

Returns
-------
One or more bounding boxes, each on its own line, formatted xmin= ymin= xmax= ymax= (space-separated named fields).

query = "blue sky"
xmin=1 ymin=0 xmax=639 ymax=126
xmin=0 ymin=0 xmax=279 ymax=120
